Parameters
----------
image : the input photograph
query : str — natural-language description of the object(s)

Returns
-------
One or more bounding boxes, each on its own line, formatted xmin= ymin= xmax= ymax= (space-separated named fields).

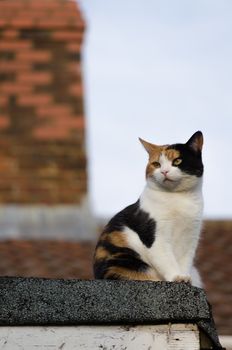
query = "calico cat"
xmin=94 ymin=131 xmax=204 ymax=287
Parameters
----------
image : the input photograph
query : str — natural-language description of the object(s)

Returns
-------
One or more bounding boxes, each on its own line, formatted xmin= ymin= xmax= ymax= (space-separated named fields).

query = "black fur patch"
xmin=97 ymin=240 xmax=139 ymax=257
xmin=94 ymin=259 xmax=109 ymax=279
xmin=167 ymin=143 xmax=203 ymax=177
xmin=107 ymin=256 xmax=149 ymax=271
xmin=104 ymin=200 xmax=156 ymax=248
xmin=94 ymin=253 xmax=149 ymax=279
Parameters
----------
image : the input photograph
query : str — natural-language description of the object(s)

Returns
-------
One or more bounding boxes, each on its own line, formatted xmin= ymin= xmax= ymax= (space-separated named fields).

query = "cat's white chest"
xmin=141 ymin=186 xmax=203 ymax=222
xmin=140 ymin=185 xmax=203 ymax=253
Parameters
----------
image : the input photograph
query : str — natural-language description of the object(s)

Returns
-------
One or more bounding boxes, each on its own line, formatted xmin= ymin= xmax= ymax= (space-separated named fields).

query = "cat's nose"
xmin=161 ymin=170 xmax=169 ymax=177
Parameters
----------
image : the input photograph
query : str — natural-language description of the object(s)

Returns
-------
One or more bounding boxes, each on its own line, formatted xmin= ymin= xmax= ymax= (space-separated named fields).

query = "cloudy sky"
xmin=79 ymin=0 xmax=232 ymax=219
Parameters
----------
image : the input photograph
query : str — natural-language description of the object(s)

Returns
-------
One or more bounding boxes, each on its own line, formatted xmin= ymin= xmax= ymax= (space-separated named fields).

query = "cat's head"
xmin=139 ymin=131 xmax=204 ymax=192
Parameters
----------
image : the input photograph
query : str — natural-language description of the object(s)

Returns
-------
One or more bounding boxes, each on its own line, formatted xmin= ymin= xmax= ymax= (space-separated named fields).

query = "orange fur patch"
xmin=95 ymin=231 xmax=127 ymax=263
xmin=145 ymin=145 xmax=165 ymax=178
xmin=146 ymin=163 xmax=156 ymax=178
xmin=104 ymin=266 xmax=158 ymax=281
xmin=95 ymin=246 xmax=109 ymax=260
xmin=108 ymin=231 xmax=127 ymax=248
xmin=164 ymin=149 xmax=180 ymax=161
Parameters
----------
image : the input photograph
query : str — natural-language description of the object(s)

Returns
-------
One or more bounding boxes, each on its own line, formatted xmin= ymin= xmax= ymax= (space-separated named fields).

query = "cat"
xmin=93 ymin=131 xmax=204 ymax=287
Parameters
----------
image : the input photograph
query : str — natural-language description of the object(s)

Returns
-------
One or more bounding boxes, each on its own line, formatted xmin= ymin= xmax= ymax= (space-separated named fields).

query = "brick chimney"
xmin=0 ymin=0 xmax=95 ymax=239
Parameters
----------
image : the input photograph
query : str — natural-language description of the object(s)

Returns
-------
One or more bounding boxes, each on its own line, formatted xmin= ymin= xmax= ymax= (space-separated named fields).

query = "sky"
xmin=79 ymin=0 xmax=232 ymax=219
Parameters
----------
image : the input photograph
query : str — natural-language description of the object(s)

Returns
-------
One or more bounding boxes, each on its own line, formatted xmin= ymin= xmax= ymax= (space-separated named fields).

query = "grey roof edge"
xmin=0 ymin=277 xmax=223 ymax=349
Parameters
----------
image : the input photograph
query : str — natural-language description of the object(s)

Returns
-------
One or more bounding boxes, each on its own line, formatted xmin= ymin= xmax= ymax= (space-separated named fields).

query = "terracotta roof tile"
xmin=0 ymin=240 xmax=95 ymax=280
xmin=196 ymin=220 xmax=232 ymax=335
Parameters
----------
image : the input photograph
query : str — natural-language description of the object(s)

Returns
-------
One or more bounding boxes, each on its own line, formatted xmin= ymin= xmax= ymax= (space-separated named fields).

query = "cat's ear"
xmin=186 ymin=131 xmax=203 ymax=153
xmin=139 ymin=138 xmax=159 ymax=154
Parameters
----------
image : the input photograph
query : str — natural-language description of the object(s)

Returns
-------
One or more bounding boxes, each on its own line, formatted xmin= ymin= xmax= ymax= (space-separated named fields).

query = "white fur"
xmin=123 ymin=154 xmax=203 ymax=287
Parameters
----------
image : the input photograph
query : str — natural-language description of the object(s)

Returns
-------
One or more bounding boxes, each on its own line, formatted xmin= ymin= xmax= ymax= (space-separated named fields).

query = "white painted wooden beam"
xmin=0 ymin=324 xmax=200 ymax=350
xmin=220 ymin=336 xmax=232 ymax=350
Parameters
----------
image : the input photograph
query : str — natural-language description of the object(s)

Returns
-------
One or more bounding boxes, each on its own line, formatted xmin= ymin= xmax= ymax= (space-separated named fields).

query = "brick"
xmin=0 ymin=157 xmax=16 ymax=172
xmin=0 ymin=96 xmax=8 ymax=106
xmin=9 ymin=18 xmax=35 ymax=28
xmin=57 ymin=117 xmax=85 ymax=129
xmin=0 ymin=19 xmax=7 ymax=27
xmin=17 ymin=51 xmax=52 ymax=63
xmin=37 ymin=105 xmax=72 ymax=118
xmin=0 ymin=83 xmax=32 ymax=94
xmin=0 ymin=116 xmax=9 ymax=129
xmin=16 ymin=10 xmax=52 ymax=19
xmin=0 ymin=61 xmax=30 ymax=72
xmin=52 ymin=31 xmax=83 ymax=41
xmin=34 ymin=127 xmax=70 ymax=140
xmin=28 ymin=1 xmax=66 ymax=9
xmin=0 ymin=1 xmax=24 ymax=10
xmin=49 ymin=10 xmax=80 ymax=18
xmin=0 ymin=13 xmax=15 ymax=22
xmin=67 ymin=62 xmax=81 ymax=74
xmin=38 ymin=12 xmax=85 ymax=30
xmin=37 ymin=18 xmax=74 ymax=29
xmin=33 ymin=118 xmax=84 ymax=139
xmin=18 ymin=94 xmax=53 ymax=107
xmin=66 ymin=42 xmax=82 ymax=52
xmin=69 ymin=83 xmax=83 ymax=96
xmin=0 ymin=41 xmax=31 ymax=50
xmin=17 ymin=72 xmax=52 ymax=85
xmin=2 ymin=30 xmax=19 ymax=39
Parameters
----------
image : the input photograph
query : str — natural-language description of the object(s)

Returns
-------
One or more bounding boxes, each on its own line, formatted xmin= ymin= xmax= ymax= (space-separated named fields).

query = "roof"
xmin=0 ymin=277 xmax=223 ymax=349
xmin=196 ymin=220 xmax=232 ymax=335
xmin=0 ymin=220 xmax=231 ymax=336
xmin=0 ymin=240 xmax=94 ymax=279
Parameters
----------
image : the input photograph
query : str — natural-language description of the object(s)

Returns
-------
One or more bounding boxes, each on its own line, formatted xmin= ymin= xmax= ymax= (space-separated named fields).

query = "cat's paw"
xmin=173 ymin=275 xmax=192 ymax=284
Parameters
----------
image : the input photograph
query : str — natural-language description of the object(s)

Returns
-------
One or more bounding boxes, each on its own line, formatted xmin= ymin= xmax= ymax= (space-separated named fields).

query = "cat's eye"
xmin=173 ymin=158 xmax=182 ymax=166
xmin=152 ymin=161 xmax=161 ymax=168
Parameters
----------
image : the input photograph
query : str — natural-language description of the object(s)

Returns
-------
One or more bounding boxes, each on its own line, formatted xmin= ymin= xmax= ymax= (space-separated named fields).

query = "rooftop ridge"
xmin=0 ymin=277 xmax=223 ymax=349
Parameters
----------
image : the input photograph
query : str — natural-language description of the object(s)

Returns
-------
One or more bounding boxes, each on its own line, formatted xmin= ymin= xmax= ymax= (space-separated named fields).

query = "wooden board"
xmin=0 ymin=324 xmax=200 ymax=350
